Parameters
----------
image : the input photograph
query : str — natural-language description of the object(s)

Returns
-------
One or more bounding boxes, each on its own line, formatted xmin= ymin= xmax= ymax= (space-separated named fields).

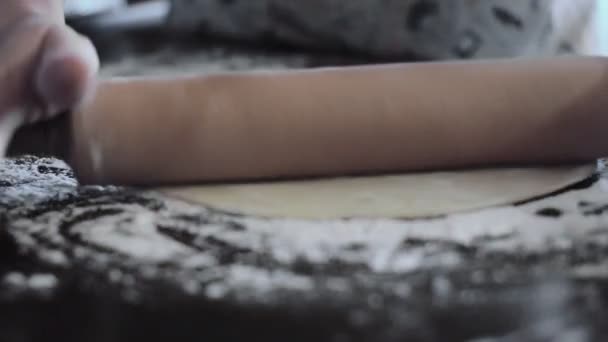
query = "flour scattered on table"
xmin=2 ymin=157 xmax=608 ymax=306
xmin=3 ymin=272 xmax=59 ymax=295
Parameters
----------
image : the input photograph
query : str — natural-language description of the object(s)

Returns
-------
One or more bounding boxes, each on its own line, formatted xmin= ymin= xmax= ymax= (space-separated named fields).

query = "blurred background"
xmin=63 ymin=0 xmax=608 ymax=76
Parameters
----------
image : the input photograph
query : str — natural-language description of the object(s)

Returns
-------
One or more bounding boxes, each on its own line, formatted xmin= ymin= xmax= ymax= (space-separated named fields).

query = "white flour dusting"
xmin=3 ymin=157 xmax=608 ymax=302
xmin=0 ymin=158 xmax=77 ymax=206
xmin=6 ymin=189 xmax=608 ymax=298
xmin=3 ymin=272 xmax=59 ymax=294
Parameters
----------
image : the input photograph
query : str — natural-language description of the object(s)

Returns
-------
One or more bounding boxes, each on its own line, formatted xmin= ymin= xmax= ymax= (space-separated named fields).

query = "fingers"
xmin=35 ymin=24 xmax=100 ymax=119
xmin=0 ymin=2 xmax=98 ymax=159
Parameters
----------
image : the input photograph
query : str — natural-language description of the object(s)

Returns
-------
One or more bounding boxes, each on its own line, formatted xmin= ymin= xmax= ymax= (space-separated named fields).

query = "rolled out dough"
xmin=158 ymin=165 xmax=596 ymax=219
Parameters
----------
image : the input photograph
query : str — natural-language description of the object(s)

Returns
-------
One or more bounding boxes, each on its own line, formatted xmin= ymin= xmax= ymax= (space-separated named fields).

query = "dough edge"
xmin=157 ymin=164 xmax=597 ymax=220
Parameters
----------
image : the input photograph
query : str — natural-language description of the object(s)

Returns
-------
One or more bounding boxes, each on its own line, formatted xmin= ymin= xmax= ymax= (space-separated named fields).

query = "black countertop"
xmin=1 ymin=31 xmax=607 ymax=342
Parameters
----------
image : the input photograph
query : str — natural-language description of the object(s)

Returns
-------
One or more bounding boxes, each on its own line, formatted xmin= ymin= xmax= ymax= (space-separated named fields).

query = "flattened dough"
xmin=158 ymin=165 xmax=596 ymax=219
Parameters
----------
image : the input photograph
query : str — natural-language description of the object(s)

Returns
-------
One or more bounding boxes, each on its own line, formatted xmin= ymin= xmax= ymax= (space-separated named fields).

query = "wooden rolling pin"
xmin=8 ymin=57 xmax=608 ymax=186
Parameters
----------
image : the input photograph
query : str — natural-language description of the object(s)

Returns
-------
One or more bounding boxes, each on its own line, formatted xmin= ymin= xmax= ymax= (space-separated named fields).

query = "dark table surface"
xmin=1 ymin=31 xmax=607 ymax=342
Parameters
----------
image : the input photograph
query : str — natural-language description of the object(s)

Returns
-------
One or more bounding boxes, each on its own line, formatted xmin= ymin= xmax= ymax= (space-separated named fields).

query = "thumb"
xmin=34 ymin=24 xmax=99 ymax=120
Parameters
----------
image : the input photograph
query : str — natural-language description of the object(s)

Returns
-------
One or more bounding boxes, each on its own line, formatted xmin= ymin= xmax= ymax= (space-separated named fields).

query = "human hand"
xmin=0 ymin=0 xmax=99 ymax=155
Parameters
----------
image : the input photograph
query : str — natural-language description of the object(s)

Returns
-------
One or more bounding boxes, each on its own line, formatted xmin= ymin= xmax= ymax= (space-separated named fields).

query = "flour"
xmin=3 ymin=273 xmax=28 ymax=287
xmin=27 ymin=274 xmax=59 ymax=290
xmin=2 ymin=156 xmax=608 ymax=305
xmin=1 ymin=156 xmax=607 ymax=342
xmin=3 ymin=272 xmax=59 ymax=294
xmin=219 ymin=265 xmax=314 ymax=295
xmin=70 ymin=210 xmax=193 ymax=262
xmin=0 ymin=157 xmax=77 ymax=208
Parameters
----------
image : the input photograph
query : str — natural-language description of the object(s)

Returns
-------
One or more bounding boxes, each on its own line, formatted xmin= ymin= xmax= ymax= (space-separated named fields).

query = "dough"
xmin=158 ymin=165 xmax=596 ymax=219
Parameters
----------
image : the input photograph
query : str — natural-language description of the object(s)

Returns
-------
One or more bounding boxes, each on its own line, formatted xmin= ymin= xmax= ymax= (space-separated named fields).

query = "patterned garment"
xmin=167 ymin=0 xmax=599 ymax=60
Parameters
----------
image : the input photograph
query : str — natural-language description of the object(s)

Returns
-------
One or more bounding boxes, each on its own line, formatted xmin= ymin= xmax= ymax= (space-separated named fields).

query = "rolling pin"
xmin=7 ymin=56 xmax=608 ymax=186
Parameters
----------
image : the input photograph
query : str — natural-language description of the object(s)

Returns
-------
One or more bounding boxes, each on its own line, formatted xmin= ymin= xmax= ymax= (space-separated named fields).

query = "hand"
xmin=0 ymin=0 xmax=99 ymax=154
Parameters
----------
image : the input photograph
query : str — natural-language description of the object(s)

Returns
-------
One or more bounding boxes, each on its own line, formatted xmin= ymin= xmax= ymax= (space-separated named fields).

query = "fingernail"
xmin=37 ymin=52 xmax=91 ymax=115
xmin=36 ymin=26 xmax=100 ymax=116
xmin=37 ymin=54 xmax=74 ymax=112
